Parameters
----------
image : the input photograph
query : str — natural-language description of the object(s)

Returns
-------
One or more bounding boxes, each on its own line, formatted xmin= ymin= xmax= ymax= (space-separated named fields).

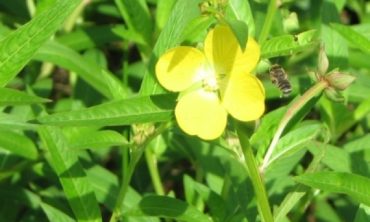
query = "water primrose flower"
xmin=155 ymin=25 xmax=265 ymax=140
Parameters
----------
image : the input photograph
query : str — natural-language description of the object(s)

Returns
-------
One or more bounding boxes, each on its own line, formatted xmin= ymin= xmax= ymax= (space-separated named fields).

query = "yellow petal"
xmin=204 ymin=25 xmax=260 ymax=75
xmin=155 ymin=46 xmax=206 ymax=92
xmin=233 ymin=37 xmax=260 ymax=75
xmin=222 ymin=73 xmax=265 ymax=121
xmin=175 ymin=89 xmax=227 ymax=140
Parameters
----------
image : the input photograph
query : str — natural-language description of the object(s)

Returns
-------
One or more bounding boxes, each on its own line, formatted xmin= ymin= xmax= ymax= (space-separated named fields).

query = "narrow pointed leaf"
xmin=40 ymin=202 xmax=75 ymax=222
xmin=68 ymin=130 xmax=128 ymax=150
xmin=331 ymin=23 xmax=370 ymax=54
xmin=226 ymin=19 xmax=248 ymax=51
xmin=38 ymin=126 xmax=102 ymax=222
xmin=295 ymin=172 xmax=370 ymax=206
xmin=125 ymin=195 xmax=212 ymax=222
xmin=0 ymin=113 xmax=39 ymax=130
xmin=34 ymin=41 xmax=125 ymax=99
xmin=38 ymin=94 xmax=175 ymax=126
xmin=261 ymin=30 xmax=318 ymax=59
xmin=0 ymin=0 xmax=81 ymax=86
xmin=226 ymin=0 xmax=255 ymax=36
xmin=0 ymin=87 xmax=49 ymax=106
xmin=0 ymin=129 xmax=38 ymax=160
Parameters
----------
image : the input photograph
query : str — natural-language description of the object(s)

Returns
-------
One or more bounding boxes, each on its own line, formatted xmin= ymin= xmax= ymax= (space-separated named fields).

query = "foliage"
xmin=0 ymin=0 xmax=369 ymax=221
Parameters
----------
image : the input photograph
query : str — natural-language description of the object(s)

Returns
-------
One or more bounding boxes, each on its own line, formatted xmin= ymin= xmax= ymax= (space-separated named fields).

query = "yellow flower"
xmin=155 ymin=25 xmax=265 ymax=140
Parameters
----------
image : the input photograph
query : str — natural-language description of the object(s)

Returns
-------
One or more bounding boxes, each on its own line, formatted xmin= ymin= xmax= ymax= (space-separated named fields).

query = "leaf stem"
xmin=258 ymin=0 xmax=278 ymax=44
xmin=261 ymin=80 xmax=329 ymax=172
xmin=236 ymin=123 xmax=274 ymax=222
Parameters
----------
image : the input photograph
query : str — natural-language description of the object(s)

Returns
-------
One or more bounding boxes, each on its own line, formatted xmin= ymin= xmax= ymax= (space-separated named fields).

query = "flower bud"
xmin=325 ymin=72 xmax=356 ymax=91
xmin=324 ymin=87 xmax=344 ymax=102
xmin=318 ymin=44 xmax=329 ymax=75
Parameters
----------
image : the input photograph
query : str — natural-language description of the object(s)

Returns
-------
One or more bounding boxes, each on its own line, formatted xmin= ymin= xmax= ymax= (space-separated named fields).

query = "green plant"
xmin=0 ymin=0 xmax=369 ymax=222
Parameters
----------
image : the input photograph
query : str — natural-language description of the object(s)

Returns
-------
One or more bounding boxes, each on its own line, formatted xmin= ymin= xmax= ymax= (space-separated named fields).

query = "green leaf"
xmin=156 ymin=0 xmax=177 ymax=30
xmin=252 ymin=106 xmax=286 ymax=160
xmin=125 ymin=195 xmax=212 ymax=222
xmin=67 ymin=129 xmax=129 ymax=150
xmin=321 ymin=1 xmax=348 ymax=70
xmin=295 ymin=172 xmax=370 ymax=206
xmin=267 ymin=122 xmax=323 ymax=167
xmin=261 ymin=30 xmax=318 ymax=59
xmin=140 ymin=0 xmax=202 ymax=95
xmin=181 ymin=16 xmax=215 ymax=44
xmin=354 ymin=204 xmax=370 ymax=222
xmin=274 ymin=146 xmax=326 ymax=222
xmin=0 ymin=129 xmax=38 ymax=160
xmin=0 ymin=113 xmax=39 ymax=130
xmin=38 ymin=94 xmax=175 ymax=126
xmin=183 ymin=175 xmax=226 ymax=221
xmin=38 ymin=126 xmax=102 ymax=222
xmin=40 ymin=202 xmax=75 ymax=222
xmin=85 ymin=166 xmax=153 ymax=222
xmin=114 ymin=0 xmax=153 ymax=46
xmin=331 ymin=23 xmax=370 ymax=54
xmin=0 ymin=87 xmax=49 ymax=106
xmin=57 ymin=25 xmax=124 ymax=51
xmin=226 ymin=19 xmax=248 ymax=51
xmin=0 ymin=0 xmax=80 ymax=86
xmin=226 ymin=0 xmax=255 ymax=36
xmin=33 ymin=41 xmax=126 ymax=99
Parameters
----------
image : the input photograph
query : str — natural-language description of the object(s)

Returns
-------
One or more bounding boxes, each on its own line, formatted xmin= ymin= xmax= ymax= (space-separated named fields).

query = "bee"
xmin=269 ymin=64 xmax=292 ymax=98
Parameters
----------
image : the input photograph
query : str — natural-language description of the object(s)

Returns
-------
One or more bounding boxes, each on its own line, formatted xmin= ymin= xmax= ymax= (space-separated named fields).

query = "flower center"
xmin=196 ymin=65 xmax=219 ymax=92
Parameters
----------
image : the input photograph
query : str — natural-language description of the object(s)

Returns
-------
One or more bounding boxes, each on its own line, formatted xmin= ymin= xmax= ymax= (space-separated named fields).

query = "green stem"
xmin=109 ymin=151 xmax=137 ymax=222
xmin=236 ymin=123 xmax=274 ymax=222
xmin=145 ymin=144 xmax=165 ymax=195
xmin=26 ymin=0 xmax=36 ymax=17
xmin=261 ymin=80 xmax=329 ymax=172
xmin=258 ymin=0 xmax=278 ymax=44
xmin=109 ymin=123 xmax=170 ymax=222
xmin=64 ymin=0 xmax=88 ymax=32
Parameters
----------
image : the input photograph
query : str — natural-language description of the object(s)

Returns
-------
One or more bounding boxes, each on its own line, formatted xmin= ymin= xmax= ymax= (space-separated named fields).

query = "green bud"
xmin=324 ymin=87 xmax=344 ymax=102
xmin=318 ymin=44 xmax=329 ymax=75
xmin=325 ymin=72 xmax=356 ymax=91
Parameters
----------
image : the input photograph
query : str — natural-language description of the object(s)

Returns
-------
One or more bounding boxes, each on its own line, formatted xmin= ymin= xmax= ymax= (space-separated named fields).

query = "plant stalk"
xmin=258 ymin=0 xmax=278 ymax=44
xmin=145 ymin=144 xmax=165 ymax=196
xmin=236 ymin=123 xmax=274 ymax=222
xmin=261 ymin=80 xmax=329 ymax=172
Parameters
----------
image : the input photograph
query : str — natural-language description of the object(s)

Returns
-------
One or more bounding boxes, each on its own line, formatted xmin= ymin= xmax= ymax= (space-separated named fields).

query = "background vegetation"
xmin=0 ymin=0 xmax=369 ymax=221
